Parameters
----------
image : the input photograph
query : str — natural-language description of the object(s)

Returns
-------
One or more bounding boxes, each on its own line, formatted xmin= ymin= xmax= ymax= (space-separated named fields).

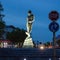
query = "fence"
xmin=0 ymin=48 xmax=60 ymax=60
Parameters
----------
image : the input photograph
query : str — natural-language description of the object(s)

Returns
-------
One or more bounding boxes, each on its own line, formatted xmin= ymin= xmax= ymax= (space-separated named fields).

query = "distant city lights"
xmin=39 ymin=45 xmax=45 ymax=50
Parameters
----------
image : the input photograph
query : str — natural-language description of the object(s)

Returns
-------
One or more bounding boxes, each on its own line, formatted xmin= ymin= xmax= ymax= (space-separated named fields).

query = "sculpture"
xmin=26 ymin=10 xmax=34 ymax=37
xmin=23 ymin=10 xmax=34 ymax=48
xmin=27 ymin=11 xmax=34 ymax=33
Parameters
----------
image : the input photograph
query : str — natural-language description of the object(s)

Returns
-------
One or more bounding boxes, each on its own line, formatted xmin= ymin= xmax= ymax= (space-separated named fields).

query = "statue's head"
xmin=28 ymin=10 xmax=34 ymax=22
xmin=28 ymin=10 xmax=32 ymax=16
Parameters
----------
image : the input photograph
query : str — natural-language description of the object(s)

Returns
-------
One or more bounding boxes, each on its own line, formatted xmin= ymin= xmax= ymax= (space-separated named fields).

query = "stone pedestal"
xmin=23 ymin=32 xmax=34 ymax=48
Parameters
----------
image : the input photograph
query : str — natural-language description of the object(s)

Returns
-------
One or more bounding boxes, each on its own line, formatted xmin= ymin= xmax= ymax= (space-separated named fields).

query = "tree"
xmin=39 ymin=42 xmax=42 ymax=44
xmin=0 ymin=21 xmax=5 ymax=39
xmin=33 ymin=41 xmax=36 ymax=48
xmin=6 ymin=28 xmax=27 ymax=45
xmin=56 ymin=39 xmax=60 ymax=46
xmin=0 ymin=21 xmax=5 ymax=29
xmin=44 ymin=42 xmax=50 ymax=47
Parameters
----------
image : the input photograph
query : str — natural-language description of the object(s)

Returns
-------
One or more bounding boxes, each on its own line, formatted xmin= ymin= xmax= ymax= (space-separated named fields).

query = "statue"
xmin=23 ymin=10 xmax=35 ymax=48
xmin=26 ymin=10 xmax=34 ymax=37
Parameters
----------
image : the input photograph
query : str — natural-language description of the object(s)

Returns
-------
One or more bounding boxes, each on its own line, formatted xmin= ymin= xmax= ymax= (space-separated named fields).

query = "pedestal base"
xmin=23 ymin=37 xmax=34 ymax=48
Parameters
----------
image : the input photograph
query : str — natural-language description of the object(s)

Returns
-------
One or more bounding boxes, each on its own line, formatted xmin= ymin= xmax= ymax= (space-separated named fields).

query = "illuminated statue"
xmin=23 ymin=10 xmax=35 ymax=48
xmin=27 ymin=10 xmax=34 ymax=33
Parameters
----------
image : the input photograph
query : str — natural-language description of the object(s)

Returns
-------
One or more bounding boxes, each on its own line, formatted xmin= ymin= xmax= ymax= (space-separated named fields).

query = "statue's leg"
xmin=26 ymin=22 xmax=29 ymax=32
xmin=28 ymin=23 xmax=32 ymax=33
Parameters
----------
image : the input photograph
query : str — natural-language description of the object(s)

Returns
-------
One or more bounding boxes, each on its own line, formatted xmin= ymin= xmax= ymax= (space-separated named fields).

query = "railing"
xmin=0 ymin=48 xmax=60 ymax=60
xmin=0 ymin=56 xmax=60 ymax=60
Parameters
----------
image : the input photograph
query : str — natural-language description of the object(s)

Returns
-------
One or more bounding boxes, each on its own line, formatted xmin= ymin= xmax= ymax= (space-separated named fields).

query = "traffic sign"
xmin=49 ymin=22 xmax=59 ymax=32
xmin=49 ymin=11 xmax=59 ymax=21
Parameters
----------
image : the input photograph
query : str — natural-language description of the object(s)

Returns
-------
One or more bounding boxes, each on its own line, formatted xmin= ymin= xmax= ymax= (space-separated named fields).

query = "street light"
xmin=40 ymin=45 xmax=45 ymax=50
xmin=39 ymin=44 xmax=45 ymax=50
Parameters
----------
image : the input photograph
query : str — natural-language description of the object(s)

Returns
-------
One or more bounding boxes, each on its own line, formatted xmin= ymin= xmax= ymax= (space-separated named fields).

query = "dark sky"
xmin=1 ymin=0 xmax=60 ymax=43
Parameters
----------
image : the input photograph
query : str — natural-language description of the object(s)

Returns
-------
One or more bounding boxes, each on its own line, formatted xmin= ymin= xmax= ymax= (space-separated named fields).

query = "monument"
xmin=23 ymin=10 xmax=35 ymax=48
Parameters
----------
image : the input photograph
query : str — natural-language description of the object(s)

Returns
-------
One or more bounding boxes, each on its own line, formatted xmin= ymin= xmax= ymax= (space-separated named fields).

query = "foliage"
xmin=0 ymin=21 xmax=5 ymax=39
xmin=33 ymin=41 xmax=36 ymax=48
xmin=6 ymin=28 xmax=27 ymax=44
xmin=56 ymin=39 xmax=60 ymax=46
xmin=0 ymin=21 xmax=5 ymax=29
xmin=44 ymin=42 xmax=50 ymax=47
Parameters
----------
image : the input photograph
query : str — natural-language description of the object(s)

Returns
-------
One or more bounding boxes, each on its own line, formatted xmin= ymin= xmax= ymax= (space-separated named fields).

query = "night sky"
xmin=1 ymin=0 xmax=60 ymax=43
